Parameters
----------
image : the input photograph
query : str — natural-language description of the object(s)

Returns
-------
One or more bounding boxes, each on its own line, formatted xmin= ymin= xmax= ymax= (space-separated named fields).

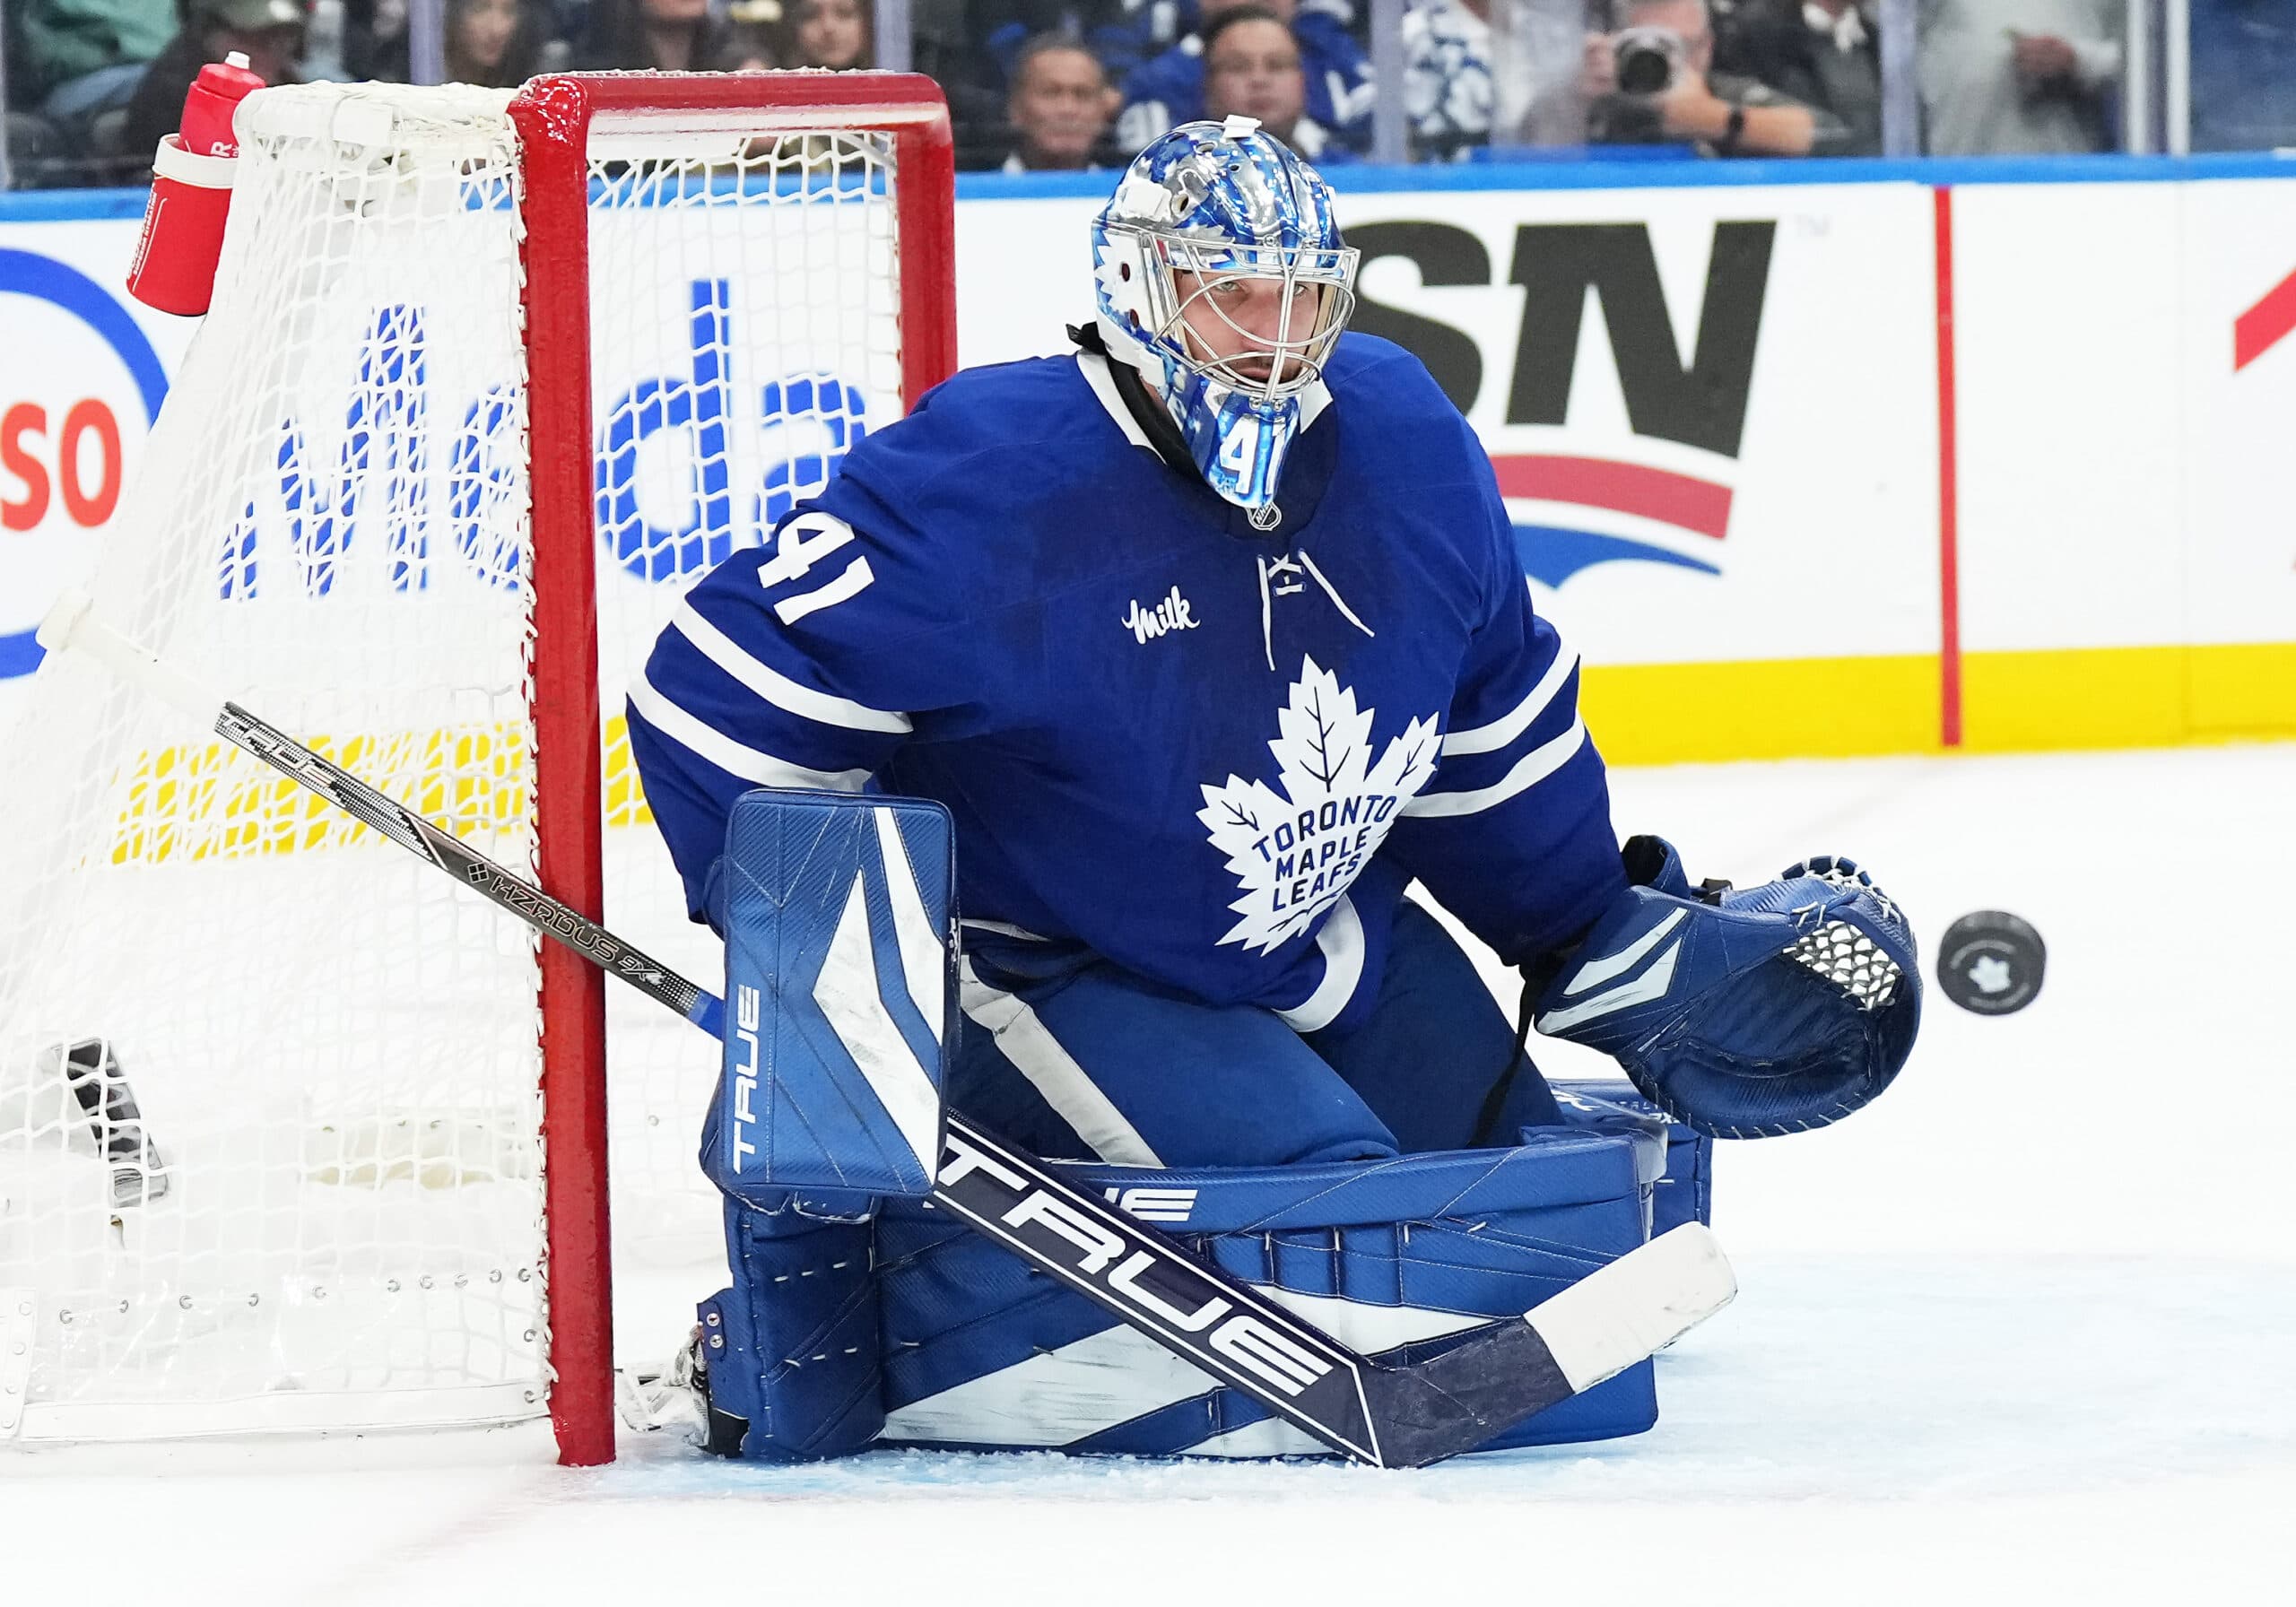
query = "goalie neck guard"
xmin=1091 ymin=117 xmax=1359 ymax=517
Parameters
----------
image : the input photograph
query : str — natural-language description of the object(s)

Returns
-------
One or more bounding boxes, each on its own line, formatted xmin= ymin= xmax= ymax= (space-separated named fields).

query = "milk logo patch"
xmin=1123 ymin=584 xmax=1198 ymax=645
xmin=1197 ymin=656 xmax=1438 ymax=954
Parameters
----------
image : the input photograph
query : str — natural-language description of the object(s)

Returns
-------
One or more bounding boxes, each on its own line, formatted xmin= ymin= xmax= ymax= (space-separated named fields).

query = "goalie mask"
xmin=1091 ymin=117 xmax=1359 ymax=515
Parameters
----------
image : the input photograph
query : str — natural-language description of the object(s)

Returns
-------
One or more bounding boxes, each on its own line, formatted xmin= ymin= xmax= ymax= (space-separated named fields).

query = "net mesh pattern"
xmin=0 ymin=83 xmax=909 ymax=1442
xmin=586 ymin=120 xmax=904 ymax=1264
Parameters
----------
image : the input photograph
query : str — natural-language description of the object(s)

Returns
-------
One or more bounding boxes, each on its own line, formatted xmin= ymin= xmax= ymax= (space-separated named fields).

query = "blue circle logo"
xmin=0 ymin=247 xmax=170 ymax=678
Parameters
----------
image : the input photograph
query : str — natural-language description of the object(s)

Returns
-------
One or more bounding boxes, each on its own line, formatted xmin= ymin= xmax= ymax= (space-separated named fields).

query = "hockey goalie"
xmin=622 ymin=117 xmax=1923 ymax=1461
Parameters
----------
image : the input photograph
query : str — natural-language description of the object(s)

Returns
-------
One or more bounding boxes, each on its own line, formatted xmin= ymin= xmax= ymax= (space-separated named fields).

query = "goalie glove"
xmin=1531 ymin=837 xmax=1921 ymax=1139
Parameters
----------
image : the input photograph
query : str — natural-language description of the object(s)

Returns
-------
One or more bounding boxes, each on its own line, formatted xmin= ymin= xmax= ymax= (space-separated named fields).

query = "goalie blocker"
xmin=706 ymin=789 xmax=955 ymax=1211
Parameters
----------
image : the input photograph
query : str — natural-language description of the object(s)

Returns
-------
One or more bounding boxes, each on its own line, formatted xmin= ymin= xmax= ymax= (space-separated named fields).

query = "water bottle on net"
xmin=126 ymin=50 xmax=268 ymax=316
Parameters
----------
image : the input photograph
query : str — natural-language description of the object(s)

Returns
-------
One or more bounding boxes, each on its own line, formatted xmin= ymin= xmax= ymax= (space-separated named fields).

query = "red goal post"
xmin=514 ymin=72 xmax=958 ymax=1466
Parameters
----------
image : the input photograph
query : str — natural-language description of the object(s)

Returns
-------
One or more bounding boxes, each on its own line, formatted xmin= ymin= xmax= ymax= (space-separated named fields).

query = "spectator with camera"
xmin=1582 ymin=0 xmax=1844 ymax=156
xmin=995 ymin=33 xmax=1121 ymax=169
xmin=1714 ymin=0 xmax=1879 ymax=155
xmin=1917 ymin=0 xmax=2118 ymax=156
xmin=1117 ymin=0 xmax=1371 ymax=152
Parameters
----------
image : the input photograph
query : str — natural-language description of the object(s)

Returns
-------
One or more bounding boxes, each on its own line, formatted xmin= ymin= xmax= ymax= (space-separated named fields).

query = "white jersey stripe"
xmin=1442 ymin=643 xmax=1580 ymax=757
xmin=957 ymin=957 xmax=1164 ymax=1167
xmin=773 ymin=555 xmax=876 ymax=625
xmin=1274 ymin=894 xmax=1365 ymax=1033
xmin=628 ymin=672 xmax=871 ymax=793
xmin=671 ymin=604 xmax=911 ymax=734
xmin=1401 ymin=715 xmax=1588 ymax=819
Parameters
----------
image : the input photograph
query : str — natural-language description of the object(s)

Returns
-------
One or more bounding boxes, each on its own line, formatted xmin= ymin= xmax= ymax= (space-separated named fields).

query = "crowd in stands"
xmin=6 ymin=0 xmax=2296 ymax=187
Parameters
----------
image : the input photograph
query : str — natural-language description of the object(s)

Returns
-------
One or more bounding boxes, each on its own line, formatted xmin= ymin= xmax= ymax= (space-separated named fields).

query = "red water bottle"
xmin=126 ymin=50 xmax=267 ymax=316
xmin=178 ymin=50 xmax=265 ymax=158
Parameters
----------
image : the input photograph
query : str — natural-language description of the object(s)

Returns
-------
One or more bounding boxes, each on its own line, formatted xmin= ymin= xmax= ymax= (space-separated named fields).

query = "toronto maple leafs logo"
xmin=1197 ymin=656 xmax=1439 ymax=953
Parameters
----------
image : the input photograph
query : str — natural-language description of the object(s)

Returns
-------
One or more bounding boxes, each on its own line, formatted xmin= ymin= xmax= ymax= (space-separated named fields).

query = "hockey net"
xmin=0 ymin=74 xmax=954 ymax=1461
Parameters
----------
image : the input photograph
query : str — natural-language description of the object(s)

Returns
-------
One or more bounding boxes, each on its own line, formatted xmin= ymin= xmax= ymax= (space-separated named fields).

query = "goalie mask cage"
xmin=0 ymin=73 xmax=957 ymax=1465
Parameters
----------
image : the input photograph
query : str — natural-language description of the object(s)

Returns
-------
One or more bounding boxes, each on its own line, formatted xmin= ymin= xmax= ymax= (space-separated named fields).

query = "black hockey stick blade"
xmin=41 ymin=596 xmax=1736 ymax=1466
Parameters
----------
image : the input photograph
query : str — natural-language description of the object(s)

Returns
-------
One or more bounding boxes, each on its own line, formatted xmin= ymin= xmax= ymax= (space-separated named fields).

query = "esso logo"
xmin=0 ymin=248 xmax=169 ymax=679
xmin=3 ymin=399 xmax=121 ymax=527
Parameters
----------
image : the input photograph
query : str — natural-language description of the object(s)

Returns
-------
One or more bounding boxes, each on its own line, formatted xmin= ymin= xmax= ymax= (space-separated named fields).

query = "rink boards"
xmin=4 ymin=156 xmax=2296 ymax=761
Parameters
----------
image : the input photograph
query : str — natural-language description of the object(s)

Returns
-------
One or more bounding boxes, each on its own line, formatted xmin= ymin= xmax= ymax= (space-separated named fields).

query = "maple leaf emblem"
xmin=1967 ymin=955 xmax=2014 ymax=995
xmin=1197 ymin=656 xmax=1439 ymax=954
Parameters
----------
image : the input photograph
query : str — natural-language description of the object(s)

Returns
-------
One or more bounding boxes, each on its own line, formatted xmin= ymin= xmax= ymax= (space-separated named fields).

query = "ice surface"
xmin=5 ymin=744 xmax=2292 ymax=1603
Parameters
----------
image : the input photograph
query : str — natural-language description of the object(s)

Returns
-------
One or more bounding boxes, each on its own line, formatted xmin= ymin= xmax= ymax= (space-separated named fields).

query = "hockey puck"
xmin=1935 ymin=911 xmax=2046 ymax=1015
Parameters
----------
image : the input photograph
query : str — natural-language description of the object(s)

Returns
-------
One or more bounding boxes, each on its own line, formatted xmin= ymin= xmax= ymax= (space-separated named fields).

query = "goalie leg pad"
xmin=697 ymin=1197 xmax=883 ymax=1461
xmin=701 ymin=1082 xmax=1712 ymax=1462
xmin=873 ymin=1106 xmax=1677 ymax=1459
xmin=1552 ymin=1078 xmax=1715 ymax=1235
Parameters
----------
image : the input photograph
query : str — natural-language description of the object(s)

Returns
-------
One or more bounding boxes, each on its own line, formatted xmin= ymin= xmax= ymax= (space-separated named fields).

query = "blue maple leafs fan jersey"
xmin=627 ymin=333 xmax=1628 ymax=1037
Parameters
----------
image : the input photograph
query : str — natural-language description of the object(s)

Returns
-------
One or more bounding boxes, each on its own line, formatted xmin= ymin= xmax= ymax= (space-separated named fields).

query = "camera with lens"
xmin=1612 ymin=25 xmax=1687 ymax=95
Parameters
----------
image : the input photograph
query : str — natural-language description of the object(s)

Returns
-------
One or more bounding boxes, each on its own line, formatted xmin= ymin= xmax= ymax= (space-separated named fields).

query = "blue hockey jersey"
xmin=627 ymin=334 xmax=1627 ymax=1035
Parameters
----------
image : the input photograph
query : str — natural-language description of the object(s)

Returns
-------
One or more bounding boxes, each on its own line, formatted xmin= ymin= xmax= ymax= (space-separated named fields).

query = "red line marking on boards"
xmin=1935 ymin=187 xmax=1962 ymax=750
xmin=2234 ymin=265 xmax=2296 ymax=372
xmin=1489 ymin=455 xmax=1735 ymax=540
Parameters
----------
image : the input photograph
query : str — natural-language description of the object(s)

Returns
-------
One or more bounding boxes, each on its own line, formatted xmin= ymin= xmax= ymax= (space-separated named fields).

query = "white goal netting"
xmin=0 ymin=79 xmax=914 ymax=1444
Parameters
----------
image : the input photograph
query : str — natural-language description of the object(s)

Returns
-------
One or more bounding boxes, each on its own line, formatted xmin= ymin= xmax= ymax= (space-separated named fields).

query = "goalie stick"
xmin=39 ymin=591 xmax=1735 ymax=1468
